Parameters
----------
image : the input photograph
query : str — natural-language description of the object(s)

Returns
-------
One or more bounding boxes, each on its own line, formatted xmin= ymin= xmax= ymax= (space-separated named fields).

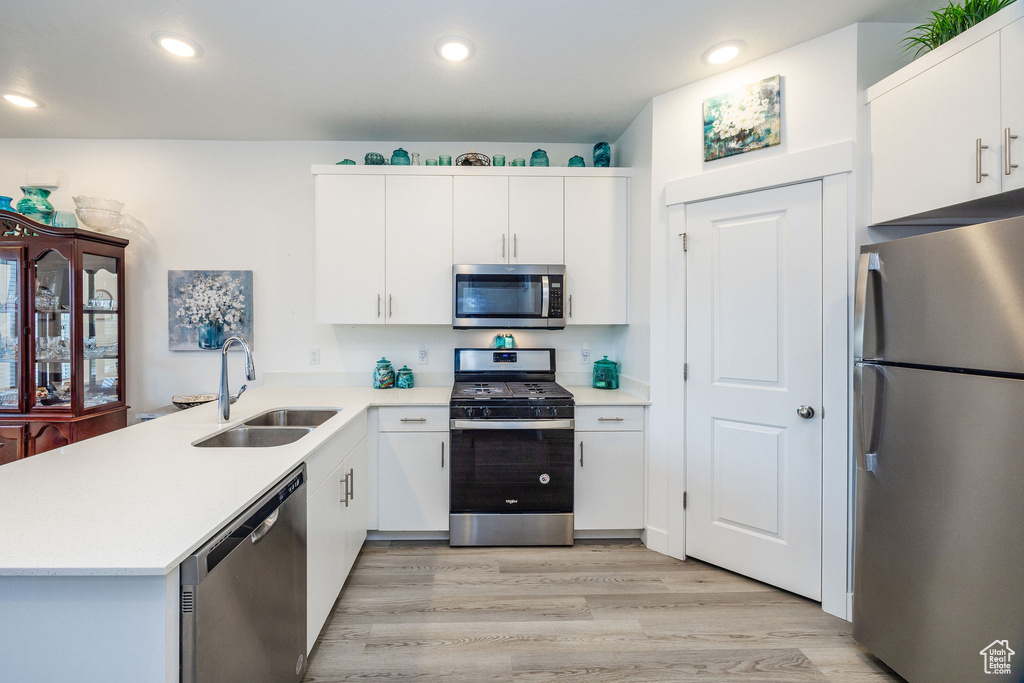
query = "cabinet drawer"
xmin=305 ymin=416 xmax=368 ymax=495
xmin=575 ymin=406 xmax=644 ymax=431
xmin=378 ymin=406 xmax=449 ymax=432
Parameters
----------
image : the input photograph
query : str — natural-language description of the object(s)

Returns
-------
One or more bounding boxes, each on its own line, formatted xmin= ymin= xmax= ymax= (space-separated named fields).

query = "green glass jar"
xmin=391 ymin=148 xmax=411 ymax=165
xmin=439 ymin=154 xmax=452 ymax=166
xmin=493 ymin=154 xmax=505 ymax=167
xmin=396 ymin=365 xmax=414 ymax=388
xmin=593 ymin=356 xmax=619 ymax=390
xmin=567 ymin=155 xmax=585 ymax=167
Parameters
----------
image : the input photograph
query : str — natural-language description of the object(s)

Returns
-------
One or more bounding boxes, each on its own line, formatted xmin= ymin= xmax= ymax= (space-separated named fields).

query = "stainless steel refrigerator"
xmin=854 ymin=216 xmax=1024 ymax=682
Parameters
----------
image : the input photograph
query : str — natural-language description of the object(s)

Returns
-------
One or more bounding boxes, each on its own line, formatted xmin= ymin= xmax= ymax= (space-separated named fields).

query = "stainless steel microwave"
xmin=452 ymin=265 xmax=566 ymax=329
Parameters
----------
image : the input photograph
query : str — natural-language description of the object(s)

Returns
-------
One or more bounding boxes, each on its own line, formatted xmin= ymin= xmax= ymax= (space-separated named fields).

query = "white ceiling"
xmin=1 ymin=0 xmax=944 ymax=142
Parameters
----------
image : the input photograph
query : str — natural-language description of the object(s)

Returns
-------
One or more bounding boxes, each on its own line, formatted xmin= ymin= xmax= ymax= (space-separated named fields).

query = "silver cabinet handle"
xmin=513 ymin=233 xmax=518 ymax=258
xmin=348 ymin=467 xmax=354 ymax=501
xmin=579 ymin=441 xmax=583 ymax=467
xmin=598 ymin=417 xmax=624 ymax=422
xmin=441 ymin=441 xmax=445 ymax=468
xmin=1007 ymin=128 xmax=1019 ymax=176
xmin=502 ymin=234 xmax=506 ymax=258
xmin=400 ymin=417 xmax=427 ymax=422
xmin=796 ymin=405 xmax=815 ymax=419
xmin=568 ymin=294 xmax=573 ymax=318
xmin=389 ymin=294 xmax=393 ymax=318
xmin=377 ymin=294 xmax=381 ymax=318
xmin=977 ymin=138 xmax=989 ymax=183
xmin=340 ymin=472 xmax=349 ymax=506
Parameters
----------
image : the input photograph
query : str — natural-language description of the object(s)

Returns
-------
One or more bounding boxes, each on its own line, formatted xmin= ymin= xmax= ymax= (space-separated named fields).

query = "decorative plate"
xmin=456 ymin=152 xmax=490 ymax=166
xmin=172 ymin=393 xmax=218 ymax=409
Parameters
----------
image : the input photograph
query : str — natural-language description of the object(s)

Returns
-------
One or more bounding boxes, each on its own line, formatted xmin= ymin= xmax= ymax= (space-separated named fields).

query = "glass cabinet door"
xmin=33 ymin=250 xmax=72 ymax=408
xmin=82 ymin=253 xmax=119 ymax=408
xmin=0 ymin=251 xmax=20 ymax=409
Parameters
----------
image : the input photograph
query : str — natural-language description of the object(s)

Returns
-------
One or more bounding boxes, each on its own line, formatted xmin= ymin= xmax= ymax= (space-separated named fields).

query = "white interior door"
xmin=685 ymin=181 xmax=823 ymax=600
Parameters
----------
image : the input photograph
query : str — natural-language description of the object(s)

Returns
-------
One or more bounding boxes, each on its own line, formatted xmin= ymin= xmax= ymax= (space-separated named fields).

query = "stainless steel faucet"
xmin=219 ymin=335 xmax=256 ymax=421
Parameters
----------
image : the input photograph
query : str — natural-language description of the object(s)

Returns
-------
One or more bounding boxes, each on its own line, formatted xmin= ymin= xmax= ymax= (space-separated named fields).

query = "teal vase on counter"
xmin=16 ymin=187 xmax=54 ymax=225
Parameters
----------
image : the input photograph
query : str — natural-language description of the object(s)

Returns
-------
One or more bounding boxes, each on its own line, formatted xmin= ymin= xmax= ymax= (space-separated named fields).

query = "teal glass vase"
xmin=0 ymin=196 xmax=13 ymax=212
xmin=567 ymin=155 xmax=585 ymax=167
xmin=529 ymin=149 xmax=549 ymax=167
xmin=16 ymin=187 xmax=55 ymax=225
xmin=197 ymin=321 xmax=225 ymax=350
xmin=391 ymin=148 xmax=411 ymax=165
xmin=593 ymin=142 xmax=611 ymax=167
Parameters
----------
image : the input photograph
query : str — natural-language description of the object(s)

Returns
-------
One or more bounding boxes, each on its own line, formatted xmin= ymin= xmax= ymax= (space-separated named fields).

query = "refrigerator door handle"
xmin=854 ymin=363 xmax=882 ymax=473
xmin=854 ymin=252 xmax=882 ymax=363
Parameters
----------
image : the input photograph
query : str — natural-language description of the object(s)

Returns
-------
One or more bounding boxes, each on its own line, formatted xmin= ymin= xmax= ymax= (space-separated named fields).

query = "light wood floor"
xmin=303 ymin=539 xmax=903 ymax=682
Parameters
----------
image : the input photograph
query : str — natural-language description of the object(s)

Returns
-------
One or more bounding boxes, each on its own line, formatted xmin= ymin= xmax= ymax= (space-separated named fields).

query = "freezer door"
xmin=858 ymin=215 xmax=1024 ymax=373
xmin=853 ymin=364 xmax=1024 ymax=682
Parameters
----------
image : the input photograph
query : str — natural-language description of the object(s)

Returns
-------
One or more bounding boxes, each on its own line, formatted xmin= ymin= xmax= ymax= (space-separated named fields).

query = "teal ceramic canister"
xmin=567 ymin=155 xmax=585 ymax=167
xmin=529 ymin=149 xmax=549 ymax=167
xmin=391 ymin=148 xmax=411 ymax=165
xmin=16 ymin=187 xmax=54 ymax=225
xmin=373 ymin=357 xmax=395 ymax=389
xmin=396 ymin=365 xmax=414 ymax=388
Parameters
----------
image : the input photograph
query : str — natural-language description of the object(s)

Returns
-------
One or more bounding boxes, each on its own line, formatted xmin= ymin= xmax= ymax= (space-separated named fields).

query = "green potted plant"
xmin=903 ymin=0 xmax=1017 ymax=58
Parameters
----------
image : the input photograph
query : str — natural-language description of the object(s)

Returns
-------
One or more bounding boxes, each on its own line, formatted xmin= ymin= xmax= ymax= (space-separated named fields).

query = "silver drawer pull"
xmin=597 ymin=417 xmax=624 ymax=422
xmin=400 ymin=417 xmax=427 ymax=422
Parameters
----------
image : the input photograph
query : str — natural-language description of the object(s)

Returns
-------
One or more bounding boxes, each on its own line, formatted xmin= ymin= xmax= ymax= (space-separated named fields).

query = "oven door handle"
xmin=450 ymin=419 xmax=574 ymax=430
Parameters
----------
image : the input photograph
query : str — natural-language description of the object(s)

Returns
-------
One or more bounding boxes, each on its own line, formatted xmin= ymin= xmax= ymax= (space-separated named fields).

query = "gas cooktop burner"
xmin=452 ymin=382 xmax=512 ymax=397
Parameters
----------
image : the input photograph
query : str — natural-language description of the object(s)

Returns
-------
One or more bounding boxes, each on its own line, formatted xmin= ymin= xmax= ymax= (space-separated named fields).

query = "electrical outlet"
xmin=309 ymin=348 xmax=320 ymax=365
xmin=581 ymin=343 xmax=591 ymax=364
xmin=418 ymin=347 xmax=428 ymax=365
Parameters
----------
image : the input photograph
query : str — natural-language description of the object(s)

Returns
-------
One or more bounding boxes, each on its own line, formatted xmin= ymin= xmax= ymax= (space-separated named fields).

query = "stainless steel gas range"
xmin=449 ymin=348 xmax=574 ymax=546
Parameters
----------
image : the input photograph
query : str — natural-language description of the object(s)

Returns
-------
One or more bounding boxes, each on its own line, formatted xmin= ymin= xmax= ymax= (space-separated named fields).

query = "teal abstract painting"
xmin=703 ymin=75 xmax=781 ymax=162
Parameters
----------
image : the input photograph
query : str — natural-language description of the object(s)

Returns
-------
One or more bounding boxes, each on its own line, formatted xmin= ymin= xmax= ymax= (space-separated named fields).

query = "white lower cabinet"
xmin=306 ymin=422 xmax=368 ymax=654
xmin=378 ymin=430 xmax=450 ymax=531
xmin=574 ymin=406 xmax=645 ymax=531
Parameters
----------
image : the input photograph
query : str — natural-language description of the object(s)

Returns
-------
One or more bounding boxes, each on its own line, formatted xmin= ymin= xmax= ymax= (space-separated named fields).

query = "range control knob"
xmin=549 ymin=406 xmax=559 ymax=416
xmin=482 ymin=407 xmax=492 ymax=418
xmin=533 ymin=406 xmax=544 ymax=417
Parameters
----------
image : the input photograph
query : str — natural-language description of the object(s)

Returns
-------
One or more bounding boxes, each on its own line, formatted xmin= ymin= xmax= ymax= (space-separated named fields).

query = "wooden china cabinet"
xmin=0 ymin=210 xmax=128 ymax=464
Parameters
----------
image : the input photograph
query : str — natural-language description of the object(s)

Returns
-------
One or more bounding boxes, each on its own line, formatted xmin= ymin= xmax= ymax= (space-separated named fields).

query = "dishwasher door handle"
xmin=250 ymin=508 xmax=280 ymax=544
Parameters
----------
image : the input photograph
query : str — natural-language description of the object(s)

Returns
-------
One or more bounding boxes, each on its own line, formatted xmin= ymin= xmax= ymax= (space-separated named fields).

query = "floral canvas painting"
xmin=703 ymin=75 xmax=781 ymax=161
xmin=168 ymin=270 xmax=253 ymax=351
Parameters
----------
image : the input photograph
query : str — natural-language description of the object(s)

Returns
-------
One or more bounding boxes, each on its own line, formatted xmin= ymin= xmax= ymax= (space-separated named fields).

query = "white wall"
xmin=613 ymin=101 xmax=653 ymax=385
xmin=0 ymin=139 xmax=626 ymax=415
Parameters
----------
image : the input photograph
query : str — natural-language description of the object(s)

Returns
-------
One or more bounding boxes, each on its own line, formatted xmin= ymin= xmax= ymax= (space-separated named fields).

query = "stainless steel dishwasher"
xmin=180 ymin=466 xmax=307 ymax=683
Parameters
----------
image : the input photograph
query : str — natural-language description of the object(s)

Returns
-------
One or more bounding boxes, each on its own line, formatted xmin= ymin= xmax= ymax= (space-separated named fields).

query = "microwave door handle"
xmin=541 ymin=275 xmax=550 ymax=318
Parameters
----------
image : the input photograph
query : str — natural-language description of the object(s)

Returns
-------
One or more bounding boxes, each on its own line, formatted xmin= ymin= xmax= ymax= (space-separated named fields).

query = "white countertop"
xmin=0 ymin=384 xmax=644 ymax=577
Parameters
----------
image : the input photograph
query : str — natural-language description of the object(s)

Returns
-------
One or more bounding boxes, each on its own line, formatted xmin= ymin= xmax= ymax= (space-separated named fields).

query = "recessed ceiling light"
xmin=702 ymin=40 xmax=745 ymax=65
xmin=435 ymin=37 xmax=474 ymax=62
xmin=2 ymin=92 xmax=43 ymax=108
xmin=152 ymin=32 xmax=202 ymax=58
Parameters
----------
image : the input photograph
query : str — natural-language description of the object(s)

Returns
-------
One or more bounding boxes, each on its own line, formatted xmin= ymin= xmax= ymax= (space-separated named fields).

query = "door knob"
xmin=796 ymin=405 xmax=815 ymax=419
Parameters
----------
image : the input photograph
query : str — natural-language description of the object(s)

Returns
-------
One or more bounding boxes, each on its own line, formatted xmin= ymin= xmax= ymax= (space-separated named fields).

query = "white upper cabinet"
xmin=314 ymin=168 xmax=629 ymax=325
xmin=385 ymin=175 xmax=453 ymax=324
xmin=564 ymin=176 xmax=629 ymax=324
xmin=315 ymin=175 xmax=386 ymax=324
xmin=453 ymin=176 xmax=508 ymax=264
xmin=870 ymin=34 xmax=1001 ymax=224
xmin=868 ymin=5 xmax=1024 ymax=224
xmin=509 ymin=176 xmax=564 ymax=263
xmin=1002 ymin=17 xmax=1024 ymax=193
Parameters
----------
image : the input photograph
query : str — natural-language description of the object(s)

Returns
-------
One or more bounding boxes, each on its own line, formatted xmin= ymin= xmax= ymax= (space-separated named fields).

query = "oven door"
xmin=449 ymin=419 xmax=574 ymax=513
xmin=452 ymin=265 xmax=565 ymax=328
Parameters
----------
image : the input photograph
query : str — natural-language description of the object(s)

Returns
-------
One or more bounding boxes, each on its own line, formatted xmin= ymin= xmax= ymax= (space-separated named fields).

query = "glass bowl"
xmin=76 ymin=208 xmax=122 ymax=233
xmin=72 ymin=196 xmax=124 ymax=213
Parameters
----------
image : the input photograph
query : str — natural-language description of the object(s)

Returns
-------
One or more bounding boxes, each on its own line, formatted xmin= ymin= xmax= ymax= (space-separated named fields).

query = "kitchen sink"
xmin=243 ymin=408 xmax=341 ymax=428
xmin=193 ymin=426 xmax=314 ymax=448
